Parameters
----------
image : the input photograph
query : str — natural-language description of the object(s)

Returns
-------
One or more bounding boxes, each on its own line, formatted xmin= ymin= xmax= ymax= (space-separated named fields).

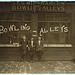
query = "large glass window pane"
xmin=6 ymin=12 xmax=14 ymax=20
xmin=24 ymin=13 xmax=31 ymax=21
xmin=45 ymin=13 xmax=54 ymax=21
xmin=0 ymin=12 xmax=5 ymax=20
xmin=55 ymin=13 xmax=62 ymax=21
xmin=14 ymin=12 xmax=24 ymax=21
xmin=0 ymin=21 xmax=9 ymax=44
xmin=38 ymin=13 xmax=45 ymax=21
xmin=38 ymin=13 xmax=71 ymax=44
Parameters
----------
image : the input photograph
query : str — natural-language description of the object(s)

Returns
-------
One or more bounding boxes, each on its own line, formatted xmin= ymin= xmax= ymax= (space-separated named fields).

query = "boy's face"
xmin=23 ymin=36 xmax=26 ymax=40
xmin=38 ymin=37 xmax=41 ymax=40
xmin=31 ymin=38 xmax=34 ymax=41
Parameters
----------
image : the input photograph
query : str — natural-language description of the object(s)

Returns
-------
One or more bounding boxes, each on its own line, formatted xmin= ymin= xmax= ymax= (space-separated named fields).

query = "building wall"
xmin=0 ymin=2 xmax=74 ymax=60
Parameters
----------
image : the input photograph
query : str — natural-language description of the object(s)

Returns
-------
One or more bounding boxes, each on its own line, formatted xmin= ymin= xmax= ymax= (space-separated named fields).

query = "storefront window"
xmin=38 ymin=13 xmax=71 ymax=44
xmin=0 ymin=12 xmax=31 ymax=44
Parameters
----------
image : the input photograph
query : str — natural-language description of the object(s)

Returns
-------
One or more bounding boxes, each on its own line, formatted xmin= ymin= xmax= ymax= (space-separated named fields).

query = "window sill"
xmin=43 ymin=44 xmax=73 ymax=47
xmin=0 ymin=44 xmax=19 ymax=47
xmin=0 ymin=44 xmax=73 ymax=48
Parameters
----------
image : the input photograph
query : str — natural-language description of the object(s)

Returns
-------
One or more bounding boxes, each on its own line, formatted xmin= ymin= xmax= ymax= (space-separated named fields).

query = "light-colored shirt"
xmin=38 ymin=40 xmax=40 ymax=45
xmin=31 ymin=41 xmax=33 ymax=47
xmin=24 ymin=40 xmax=26 ymax=42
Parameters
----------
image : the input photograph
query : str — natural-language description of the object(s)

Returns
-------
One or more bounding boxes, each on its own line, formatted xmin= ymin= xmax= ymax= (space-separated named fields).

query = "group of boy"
xmin=19 ymin=35 xmax=44 ymax=62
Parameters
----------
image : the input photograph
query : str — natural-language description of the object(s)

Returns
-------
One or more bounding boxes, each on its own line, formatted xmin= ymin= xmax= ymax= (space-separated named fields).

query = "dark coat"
xmin=27 ymin=40 xmax=36 ymax=51
xmin=20 ymin=39 xmax=28 ymax=54
xmin=36 ymin=40 xmax=44 ymax=51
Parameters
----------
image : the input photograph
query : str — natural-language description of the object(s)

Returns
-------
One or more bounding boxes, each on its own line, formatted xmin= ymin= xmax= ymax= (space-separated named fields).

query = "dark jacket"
xmin=36 ymin=40 xmax=44 ymax=51
xmin=20 ymin=39 xmax=28 ymax=50
xmin=28 ymin=40 xmax=36 ymax=51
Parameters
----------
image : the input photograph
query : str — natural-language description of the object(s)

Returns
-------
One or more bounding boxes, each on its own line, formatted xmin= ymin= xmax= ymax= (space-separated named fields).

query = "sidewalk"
xmin=0 ymin=61 xmax=75 ymax=73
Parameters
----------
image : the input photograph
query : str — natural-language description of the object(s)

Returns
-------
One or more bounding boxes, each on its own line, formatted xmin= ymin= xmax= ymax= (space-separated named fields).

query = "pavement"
xmin=0 ymin=61 xmax=75 ymax=74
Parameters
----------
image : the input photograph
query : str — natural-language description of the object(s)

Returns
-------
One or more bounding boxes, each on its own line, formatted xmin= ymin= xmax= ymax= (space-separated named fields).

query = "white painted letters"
xmin=21 ymin=24 xmax=30 ymax=30
xmin=0 ymin=26 xmax=8 ymax=34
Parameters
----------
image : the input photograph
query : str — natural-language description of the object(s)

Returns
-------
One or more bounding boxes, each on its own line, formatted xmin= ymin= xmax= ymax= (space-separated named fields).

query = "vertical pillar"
xmin=31 ymin=13 xmax=38 ymax=35
xmin=72 ymin=5 xmax=75 ymax=59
